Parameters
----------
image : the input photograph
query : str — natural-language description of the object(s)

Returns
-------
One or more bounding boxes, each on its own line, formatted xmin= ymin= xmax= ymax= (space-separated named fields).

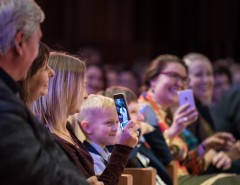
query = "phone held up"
xmin=178 ymin=89 xmax=196 ymax=108
xmin=113 ymin=93 xmax=131 ymax=130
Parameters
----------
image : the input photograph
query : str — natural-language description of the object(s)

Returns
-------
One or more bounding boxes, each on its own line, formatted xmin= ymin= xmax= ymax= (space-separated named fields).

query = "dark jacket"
xmin=212 ymin=86 xmax=240 ymax=140
xmin=0 ymin=74 xmax=88 ymax=185
xmin=187 ymin=97 xmax=214 ymax=142
xmin=128 ymin=127 xmax=173 ymax=185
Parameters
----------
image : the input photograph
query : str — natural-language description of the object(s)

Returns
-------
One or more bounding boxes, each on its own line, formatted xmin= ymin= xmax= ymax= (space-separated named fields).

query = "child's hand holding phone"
xmin=117 ymin=120 xmax=139 ymax=148
xmin=113 ymin=93 xmax=131 ymax=129
xmin=113 ymin=93 xmax=139 ymax=147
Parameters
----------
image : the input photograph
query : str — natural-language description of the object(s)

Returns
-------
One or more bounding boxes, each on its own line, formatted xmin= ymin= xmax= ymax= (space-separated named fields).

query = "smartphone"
xmin=178 ymin=89 xmax=196 ymax=108
xmin=113 ymin=93 xmax=131 ymax=129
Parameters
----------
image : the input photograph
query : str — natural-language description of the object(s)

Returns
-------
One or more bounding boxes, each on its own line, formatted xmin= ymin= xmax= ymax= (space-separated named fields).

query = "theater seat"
xmin=123 ymin=167 xmax=157 ymax=185
xmin=118 ymin=174 xmax=133 ymax=185
xmin=166 ymin=160 xmax=178 ymax=185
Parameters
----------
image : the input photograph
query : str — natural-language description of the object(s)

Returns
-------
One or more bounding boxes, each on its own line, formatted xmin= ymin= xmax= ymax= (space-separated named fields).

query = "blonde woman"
xmin=34 ymin=52 xmax=139 ymax=185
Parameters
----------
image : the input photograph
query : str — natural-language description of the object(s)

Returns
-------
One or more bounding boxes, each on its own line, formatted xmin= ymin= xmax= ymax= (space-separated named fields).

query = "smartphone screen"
xmin=113 ymin=93 xmax=131 ymax=129
xmin=178 ymin=89 xmax=196 ymax=108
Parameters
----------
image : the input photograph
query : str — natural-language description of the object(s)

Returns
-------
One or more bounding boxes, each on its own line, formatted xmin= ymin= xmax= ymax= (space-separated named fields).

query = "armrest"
xmin=123 ymin=167 xmax=157 ymax=185
xmin=118 ymin=174 xmax=133 ymax=185
xmin=166 ymin=160 xmax=178 ymax=185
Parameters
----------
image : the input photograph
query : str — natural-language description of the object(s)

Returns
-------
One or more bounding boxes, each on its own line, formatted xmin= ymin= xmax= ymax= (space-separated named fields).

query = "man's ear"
xmin=80 ymin=120 xmax=93 ymax=134
xmin=14 ymin=31 xmax=25 ymax=56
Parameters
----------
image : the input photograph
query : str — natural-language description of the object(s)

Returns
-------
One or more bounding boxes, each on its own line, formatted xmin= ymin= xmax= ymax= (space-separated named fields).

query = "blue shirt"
xmin=84 ymin=139 xmax=111 ymax=175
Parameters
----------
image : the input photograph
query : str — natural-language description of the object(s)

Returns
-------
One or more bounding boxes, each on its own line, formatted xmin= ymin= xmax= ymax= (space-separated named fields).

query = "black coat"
xmin=128 ymin=126 xmax=173 ymax=185
xmin=0 ymin=77 xmax=88 ymax=185
xmin=212 ymin=86 xmax=240 ymax=140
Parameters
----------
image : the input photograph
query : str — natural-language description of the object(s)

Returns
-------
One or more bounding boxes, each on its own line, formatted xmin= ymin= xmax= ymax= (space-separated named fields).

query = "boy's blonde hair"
xmin=78 ymin=94 xmax=115 ymax=123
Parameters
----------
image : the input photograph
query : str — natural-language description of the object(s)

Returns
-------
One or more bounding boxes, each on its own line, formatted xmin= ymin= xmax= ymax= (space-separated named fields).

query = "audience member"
xmin=132 ymin=58 xmax=150 ymax=85
xmin=0 ymin=0 xmax=89 ymax=184
xmin=86 ymin=63 xmax=107 ymax=94
xmin=118 ymin=67 xmax=141 ymax=96
xmin=19 ymin=42 xmax=54 ymax=109
xmin=213 ymin=57 xmax=240 ymax=86
xmin=34 ymin=52 xmax=139 ymax=185
xmin=184 ymin=53 xmax=240 ymax=174
xmin=78 ymin=95 xmax=119 ymax=174
xmin=211 ymin=58 xmax=240 ymax=143
xmin=104 ymin=64 xmax=119 ymax=87
xmin=212 ymin=84 xmax=240 ymax=140
xmin=212 ymin=65 xmax=232 ymax=104
xmin=103 ymin=86 xmax=173 ymax=185
xmin=139 ymin=54 xmax=238 ymax=184
xmin=230 ymin=63 xmax=240 ymax=86
xmin=183 ymin=53 xmax=215 ymax=141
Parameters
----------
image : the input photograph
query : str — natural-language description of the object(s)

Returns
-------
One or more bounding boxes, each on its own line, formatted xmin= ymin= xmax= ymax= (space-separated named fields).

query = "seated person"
xmin=103 ymin=86 xmax=173 ymax=185
xmin=34 ymin=52 xmax=139 ymax=185
xmin=78 ymin=94 xmax=121 ymax=174
xmin=183 ymin=53 xmax=240 ymax=173
xmin=0 ymin=0 xmax=88 ymax=184
xmin=139 ymin=54 xmax=240 ymax=184
xmin=212 ymin=65 xmax=232 ymax=105
xmin=20 ymin=42 xmax=54 ymax=109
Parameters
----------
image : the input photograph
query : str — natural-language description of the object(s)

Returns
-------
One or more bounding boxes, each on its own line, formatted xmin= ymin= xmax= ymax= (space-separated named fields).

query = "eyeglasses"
xmin=160 ymin=71 xmax=189 ymax=84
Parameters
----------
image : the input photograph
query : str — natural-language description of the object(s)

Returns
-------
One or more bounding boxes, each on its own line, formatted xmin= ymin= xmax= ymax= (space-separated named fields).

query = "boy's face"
xmin=88 ymin=108 xmax=119 ymax=147
xmin=128 ymin=101 xmax=144 ymax=124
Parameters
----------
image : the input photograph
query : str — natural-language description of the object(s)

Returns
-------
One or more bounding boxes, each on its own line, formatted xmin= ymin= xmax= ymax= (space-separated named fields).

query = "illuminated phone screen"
xmin=113 ymin=94 xmax=130 ymax=129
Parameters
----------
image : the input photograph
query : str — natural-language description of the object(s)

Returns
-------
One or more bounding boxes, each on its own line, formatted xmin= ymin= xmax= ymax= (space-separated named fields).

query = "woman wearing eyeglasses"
xmin=139 ymin=54 xmax=239 ymax=185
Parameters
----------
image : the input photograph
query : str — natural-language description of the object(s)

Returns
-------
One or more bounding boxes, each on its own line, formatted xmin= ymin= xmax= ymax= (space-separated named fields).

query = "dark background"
xmin=35 ymin=0 xmax=240 ymax=66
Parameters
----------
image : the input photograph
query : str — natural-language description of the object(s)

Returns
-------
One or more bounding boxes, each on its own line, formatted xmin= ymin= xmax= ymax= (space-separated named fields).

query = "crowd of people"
xmin=1 ymin=0 xmax=240 ymax=185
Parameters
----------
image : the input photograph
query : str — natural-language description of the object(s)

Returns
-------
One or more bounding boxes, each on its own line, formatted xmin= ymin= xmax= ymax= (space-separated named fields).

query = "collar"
xmin=0 ymin=68 xmax=19 ymax=94
xmin=85 ymin=139 xmax=111 ymax=162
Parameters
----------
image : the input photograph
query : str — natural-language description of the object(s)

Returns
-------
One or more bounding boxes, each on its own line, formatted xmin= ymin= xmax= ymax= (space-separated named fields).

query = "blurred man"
xmin=0 ymin=0 xmax=89 ymax=184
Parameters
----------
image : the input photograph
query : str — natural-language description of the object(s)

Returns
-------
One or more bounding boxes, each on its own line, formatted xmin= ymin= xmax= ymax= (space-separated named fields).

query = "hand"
xmin=87 ymin=176 xmax=104 ymax=185
xmin=212 ymin=151 xmax=232 ymax=170
xmin=226 ymin=141 xmax=240 ymax=161
xmin=233 ymin=141 xmax=240 ymax=152
xmin=202 ymin=132 xmax=236 ymax=151
xmin=117 ymin=120 xmax=139 ymax=148
xmin=139 ymin=121 xmax=155 ymax=136
xmin=168 ymin=103 xmax=198 ymax=138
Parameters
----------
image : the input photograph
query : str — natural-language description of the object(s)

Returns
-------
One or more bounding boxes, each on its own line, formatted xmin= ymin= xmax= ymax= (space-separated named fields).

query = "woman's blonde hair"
xmin=78 ymin=94 xmax=115 ymax=123
xmin=183 ymin=52 xmax=211 ymax=67
xmin=33 ymin=51 xmax=86 ymax=131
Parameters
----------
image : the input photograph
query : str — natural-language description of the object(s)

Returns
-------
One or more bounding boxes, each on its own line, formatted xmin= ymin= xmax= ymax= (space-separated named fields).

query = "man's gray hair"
xmin=0 ymin=0 xmax=44 ymax=54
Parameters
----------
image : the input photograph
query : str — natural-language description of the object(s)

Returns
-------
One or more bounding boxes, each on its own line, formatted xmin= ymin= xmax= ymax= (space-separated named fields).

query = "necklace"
xmin=54 ymin=129 xmax=80 ymax=149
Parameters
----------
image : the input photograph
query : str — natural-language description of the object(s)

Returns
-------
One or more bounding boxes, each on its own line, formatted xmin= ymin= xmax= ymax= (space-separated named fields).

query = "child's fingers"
xmin=124 ymin=120 xmax=138 ymax=131
xmin=130 ymin=123 xmax=140 ymax=133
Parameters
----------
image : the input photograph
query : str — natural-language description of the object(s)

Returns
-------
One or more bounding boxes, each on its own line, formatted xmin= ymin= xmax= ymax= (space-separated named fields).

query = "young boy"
xmin=78 ymin=94 xmax=121 ymax=175
xmin=103 ymin=86 xmax=172 ymax=185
